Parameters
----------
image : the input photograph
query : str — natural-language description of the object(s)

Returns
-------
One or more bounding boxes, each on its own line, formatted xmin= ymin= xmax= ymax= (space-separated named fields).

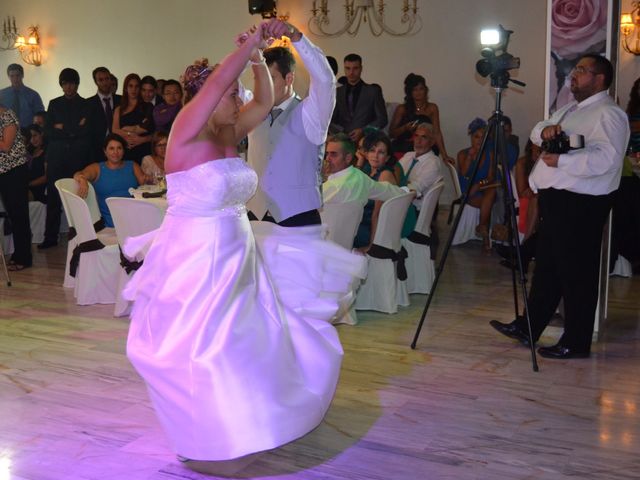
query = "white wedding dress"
xmin=123 ymin=157 xmax=366 ymax=461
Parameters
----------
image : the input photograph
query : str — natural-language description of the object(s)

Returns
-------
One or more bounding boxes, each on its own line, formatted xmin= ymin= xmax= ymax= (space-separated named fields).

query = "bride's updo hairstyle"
xmin=181 ymin=58 xmax=216 ymax=104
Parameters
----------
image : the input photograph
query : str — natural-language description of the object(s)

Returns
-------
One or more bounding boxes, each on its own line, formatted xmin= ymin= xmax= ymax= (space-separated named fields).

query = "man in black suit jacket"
xmin=88 ymin=66 xmax=121 ymax=162
xmin=39 ymin=68 xmax=92 ymax=249
xmin=330 ymin=53 xmax=387 ymax=142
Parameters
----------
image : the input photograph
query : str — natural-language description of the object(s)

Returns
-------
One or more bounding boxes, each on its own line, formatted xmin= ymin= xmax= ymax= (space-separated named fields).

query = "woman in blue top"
xmin=73 ymin=133 xmax=147 ymax=227
xmin=456 ymin=117 xmax=497 ymax=251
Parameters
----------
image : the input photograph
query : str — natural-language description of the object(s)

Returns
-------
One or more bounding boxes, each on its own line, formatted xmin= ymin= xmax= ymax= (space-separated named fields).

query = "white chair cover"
xmin=611 ymin=255 xmax=632 ymax=278
xmin=444 ymin=162 xmax=480 ymax=245
xmin=106 ymin=197 xmax=164 ymax=317
xmin=321 ymin=201 xmax=364 ymax=250
xmin=55 ymin=179 xmax=116 ymax=289
xmin=0 ymin=197 xmax=15 ymax=255
xmin=320 ymin=201 xmax=365 ymax=325
xmin=60 ymin=189 xmax=120 ymax=305
xmin=401 ymin=180 xmax=444 ymax=294
xmin=29 ymin=201 xmax=46 ymax=244
xmin=355 ymin=192 xmax=414 ymax=314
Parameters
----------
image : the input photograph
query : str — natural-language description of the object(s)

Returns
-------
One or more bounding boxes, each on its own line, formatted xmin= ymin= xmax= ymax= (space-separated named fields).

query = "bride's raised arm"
xmin=233 ymin=22 xmax=286 ymax=141
xmin=167 ymin=25 xmax=268 ymax=157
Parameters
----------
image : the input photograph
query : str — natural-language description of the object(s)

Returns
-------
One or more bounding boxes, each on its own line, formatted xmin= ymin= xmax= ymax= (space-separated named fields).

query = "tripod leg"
xmin=495 ymin=120 xmax=538 ymax=371
xmin=412 ymin=118 xmax=496 ymax=349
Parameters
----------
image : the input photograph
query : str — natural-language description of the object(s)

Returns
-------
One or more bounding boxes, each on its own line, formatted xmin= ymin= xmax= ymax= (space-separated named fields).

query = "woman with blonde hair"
xmin=123 ymin=20 xmax=365 ymax=469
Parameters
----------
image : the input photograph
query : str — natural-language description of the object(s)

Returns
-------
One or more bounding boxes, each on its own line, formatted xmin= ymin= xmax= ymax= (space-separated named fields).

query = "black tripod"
xmin=410 ymin=71 xmax=539 ymax=372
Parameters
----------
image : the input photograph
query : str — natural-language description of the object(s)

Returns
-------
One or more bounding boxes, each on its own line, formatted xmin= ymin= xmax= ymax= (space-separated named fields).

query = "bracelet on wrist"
xmin=250 ymin=57 xmax=266 ymax=66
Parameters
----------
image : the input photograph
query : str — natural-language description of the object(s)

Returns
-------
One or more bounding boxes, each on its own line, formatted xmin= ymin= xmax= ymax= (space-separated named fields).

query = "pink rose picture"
xmin=548 ymin=0 xmax=609 ymax=114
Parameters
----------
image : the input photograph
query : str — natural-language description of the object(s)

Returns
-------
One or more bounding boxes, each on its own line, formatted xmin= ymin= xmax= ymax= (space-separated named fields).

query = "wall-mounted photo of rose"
xmin=549 ymin=0 xmax=608 ymax=114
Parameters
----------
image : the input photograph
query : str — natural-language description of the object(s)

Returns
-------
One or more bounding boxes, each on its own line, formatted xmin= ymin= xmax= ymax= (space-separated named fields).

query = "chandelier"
xmin=308 ymin=0 xmax=421 ymax=37
xmin=2 ymin=16 xmax=43 ymax=66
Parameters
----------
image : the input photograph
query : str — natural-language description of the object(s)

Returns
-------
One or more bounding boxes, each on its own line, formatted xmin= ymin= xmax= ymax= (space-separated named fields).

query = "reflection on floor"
xmin=1 ymin=221 xmax=638 ymax=480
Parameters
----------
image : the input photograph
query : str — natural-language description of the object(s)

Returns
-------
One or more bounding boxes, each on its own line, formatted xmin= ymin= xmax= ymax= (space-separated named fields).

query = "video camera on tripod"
xmin=475 ymin=25 xmax=525 ymax=89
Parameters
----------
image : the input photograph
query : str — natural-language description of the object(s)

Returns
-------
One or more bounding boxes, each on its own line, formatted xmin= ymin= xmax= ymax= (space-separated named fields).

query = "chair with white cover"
xmin=611 ymin=255 xmax=632 ymax=278
xmin=55 ymin=179 xmax=116 ymax=288
xmin=320 ymin=201 xmax=365 ymax=325
xmin=321 ymin=201 xmax=364 ymax=249
xmin=60 ymin=189 xmax=120 ymax=305
xmin=445 ymin=161 xmax=480 ymax=245
xmin=355 ymin=192 xmax=414 ymax=314
xmin=107 ymin=197 xmax=164 ymax=317
xmin=0 ymin=197 xmax=15 ymax=256
xmin=401 ymin=179 xmax=444 ymax=294
xmin=29 ymin=201 xmax=46 ymax=244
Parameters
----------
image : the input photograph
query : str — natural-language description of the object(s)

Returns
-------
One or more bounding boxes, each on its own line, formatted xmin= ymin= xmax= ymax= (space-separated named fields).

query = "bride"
xmin=123 ymin=20 xmax=366 ymax=467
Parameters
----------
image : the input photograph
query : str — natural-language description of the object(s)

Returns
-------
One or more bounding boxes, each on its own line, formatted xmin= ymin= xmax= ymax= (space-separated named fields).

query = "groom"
xmin=247 ymin=20 xmax=335 ymax=227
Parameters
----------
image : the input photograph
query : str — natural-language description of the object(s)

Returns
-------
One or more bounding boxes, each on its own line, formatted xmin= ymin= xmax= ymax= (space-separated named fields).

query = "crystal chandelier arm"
xmin=308 ymin=7 xmax=360 ymax=37
xmin=369 ymin=8 xmax=422 ymax=37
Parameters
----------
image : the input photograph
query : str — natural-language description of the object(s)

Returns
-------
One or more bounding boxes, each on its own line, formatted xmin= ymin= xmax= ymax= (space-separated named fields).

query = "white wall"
xmin=4 ymin=0 xmax=548 ymax=159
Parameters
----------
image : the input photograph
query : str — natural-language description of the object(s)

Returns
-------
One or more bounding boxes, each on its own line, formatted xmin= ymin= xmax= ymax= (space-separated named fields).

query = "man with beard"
xmin=490 ymin=54 xmax=629 ymax=359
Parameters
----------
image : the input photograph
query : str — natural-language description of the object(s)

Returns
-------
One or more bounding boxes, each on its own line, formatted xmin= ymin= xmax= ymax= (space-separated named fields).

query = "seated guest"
xmin=141 ymin=131 xmax=168 ymax=180
xmin=353 ymin=130 xmax=414 ymax=250
xmin=496 ymin=140 xmax=541 ymax=272
xmin=389 ymin=73 xmax=451 ymax=161
xmin=112 ymin=73 xmax=154 ymax=164
xmin=398 ymin=123 xmax=443 ymax=210
xmin=487 ymin=113 xmax=519 ymax=170
xmin=457 ymin=117 xmax=497 ymax=251
xmin=152 ymin=80 xmax=182 ymax=133
xmin=26 ymin=124 xmax=47 ymax=203
xmin=72 ymin=133 xmax=147 ymax=227
xmin=32 ymin=111 xmax=47 ymax=128
xmin=323 ymin=133 xmax=405 ymax=207
xmin=398 ymin=123 xmax=443 ymax=256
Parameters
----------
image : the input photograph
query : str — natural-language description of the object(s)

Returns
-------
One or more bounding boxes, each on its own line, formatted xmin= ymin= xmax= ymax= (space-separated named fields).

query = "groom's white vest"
xmin=247 ymin=97 xmax=323 ymax=222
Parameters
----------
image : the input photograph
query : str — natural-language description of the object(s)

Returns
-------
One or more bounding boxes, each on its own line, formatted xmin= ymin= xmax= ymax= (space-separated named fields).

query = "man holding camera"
xmin=491 ymin=54 xmax=629 ymax=359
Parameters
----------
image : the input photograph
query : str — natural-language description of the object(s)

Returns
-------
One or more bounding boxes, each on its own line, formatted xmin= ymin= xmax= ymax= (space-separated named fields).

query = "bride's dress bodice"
xmin=166 ymin=157 xmax=257 ymax=217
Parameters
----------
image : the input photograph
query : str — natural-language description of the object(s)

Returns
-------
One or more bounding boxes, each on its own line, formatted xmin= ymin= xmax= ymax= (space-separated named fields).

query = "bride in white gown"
xmin=122 ymin=21 xmax=366 ymax=463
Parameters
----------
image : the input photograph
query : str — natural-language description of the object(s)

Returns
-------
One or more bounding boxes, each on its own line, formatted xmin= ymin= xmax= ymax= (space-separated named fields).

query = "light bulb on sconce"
xmin=621 ymin=3 xmax=640 ymax=55
xmin=1 ymin=16 xmax=43 ymax=66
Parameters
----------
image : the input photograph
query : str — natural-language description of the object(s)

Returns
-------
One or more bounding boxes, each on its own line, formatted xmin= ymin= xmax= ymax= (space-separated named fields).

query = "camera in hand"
xmin=541 ymin=131 xmax=584 ymax=154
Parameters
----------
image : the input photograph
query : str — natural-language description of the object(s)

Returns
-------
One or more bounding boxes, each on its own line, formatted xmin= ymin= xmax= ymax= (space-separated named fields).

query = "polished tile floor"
xmin=0 ymin=228 xmax=638 ymax=479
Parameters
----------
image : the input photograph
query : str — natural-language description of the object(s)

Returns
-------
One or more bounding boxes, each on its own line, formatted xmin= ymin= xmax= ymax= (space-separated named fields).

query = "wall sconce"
xmin=1 ymin=16 xmax=43 ymax=66
xmin=309 ymin=0 xmax=421 ymax=37
xmin=621 ymin=2 xmax=640 ymax=55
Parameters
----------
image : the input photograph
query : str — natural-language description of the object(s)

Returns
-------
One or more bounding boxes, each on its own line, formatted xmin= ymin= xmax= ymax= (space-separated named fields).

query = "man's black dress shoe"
xmin=37 ymin=240 xmax=58 ymax=250
xmin=489 ymin=320 xmax=531 ymax=346
xmin=537 ymin=344 xmax=589 ymax=359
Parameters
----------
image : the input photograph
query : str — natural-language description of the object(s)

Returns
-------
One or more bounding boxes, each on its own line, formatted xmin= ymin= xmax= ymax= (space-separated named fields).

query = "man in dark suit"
xmin=88 ymin=66 xmax=121 ymax=163
xmin=330 ymin=53 xmax=387 ymax=142
xmin=39 ymin=68 xmax=92 ymax=249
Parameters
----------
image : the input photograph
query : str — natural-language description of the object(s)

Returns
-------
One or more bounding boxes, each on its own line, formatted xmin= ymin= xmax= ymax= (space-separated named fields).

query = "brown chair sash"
xmin=407 ymin=231 xmax=431 ymax=245
xmin=69 ymin=239 xmax=105 ymax=277
xmin=367 ymin=244 xmax=408 ymax=281
xmin=119 ymin=246 xmax=143 ymax=274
